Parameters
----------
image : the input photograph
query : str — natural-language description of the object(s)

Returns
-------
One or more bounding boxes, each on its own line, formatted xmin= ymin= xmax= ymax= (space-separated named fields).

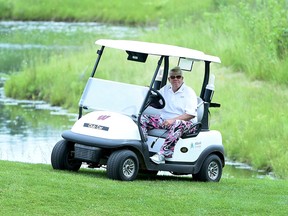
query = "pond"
xmin=0 ymin=77 xmax=76 ymax=164
xmin=0 ymin=21 xmax=273 ymax=179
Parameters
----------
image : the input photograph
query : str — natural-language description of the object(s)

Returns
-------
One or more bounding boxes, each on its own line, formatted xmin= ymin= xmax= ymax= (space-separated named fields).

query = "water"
xmin=0 ymin=21 xmax=146 ymax=36
xmin=0 ymin=77 xmax=77 ymax=164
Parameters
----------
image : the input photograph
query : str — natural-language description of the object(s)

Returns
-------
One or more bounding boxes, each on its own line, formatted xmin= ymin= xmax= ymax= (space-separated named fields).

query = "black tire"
xmin=51 ymin=140 xmax=82 ymax=171
xmin=107 ymin=150 xmax=139 ymax=181
xmin=193 ymin=154 xmax=222 ymax=182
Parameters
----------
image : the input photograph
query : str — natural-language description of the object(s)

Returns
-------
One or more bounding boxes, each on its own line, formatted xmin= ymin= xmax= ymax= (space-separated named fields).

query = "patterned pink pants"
xmin=140 ymin=115 xmax=196 ymax=158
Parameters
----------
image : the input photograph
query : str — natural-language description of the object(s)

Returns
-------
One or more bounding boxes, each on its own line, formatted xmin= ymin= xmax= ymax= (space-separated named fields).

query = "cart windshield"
xmin=79 ymin=77 xmax=149 ymax=116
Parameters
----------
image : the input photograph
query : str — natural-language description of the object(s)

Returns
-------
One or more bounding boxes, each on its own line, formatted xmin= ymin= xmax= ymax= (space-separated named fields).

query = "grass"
xmin=209 ymin=68 xmax=288 ymax=178
xmin=0 ymin=160 xmax=287 ymax=216
xmin=0 ymin=0 xmax=215 ymax=24
xmin=142 ymin=0 xmax=288 ymax=84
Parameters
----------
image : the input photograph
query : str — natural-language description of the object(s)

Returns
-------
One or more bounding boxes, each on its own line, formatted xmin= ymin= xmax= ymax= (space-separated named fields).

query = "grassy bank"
xmin=1 ymin=1 xmax=287 ymax=83
xmin=2 ymin=1 xmax=288 ymax=178
xmin=0 ymin=0 xmax=214 ymax=24
xmin=0 ymin=160 xmax=287 ymax=215
xmin=144 ymin=0 xmax=288 ymax=84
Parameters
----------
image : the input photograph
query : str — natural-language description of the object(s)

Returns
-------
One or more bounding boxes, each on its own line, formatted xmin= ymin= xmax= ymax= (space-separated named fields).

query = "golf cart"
xmin=51 ymin=39 xmax=225 ymax=182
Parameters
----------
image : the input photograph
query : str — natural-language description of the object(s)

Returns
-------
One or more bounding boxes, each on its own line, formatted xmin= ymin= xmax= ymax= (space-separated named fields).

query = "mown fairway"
xmin=0 ymin=160 xmax=287 ymax=216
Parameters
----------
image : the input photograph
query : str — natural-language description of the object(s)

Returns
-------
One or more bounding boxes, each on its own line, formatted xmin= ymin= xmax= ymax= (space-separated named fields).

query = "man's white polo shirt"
xmin=159 ymin=83 xmax=198 ymax=123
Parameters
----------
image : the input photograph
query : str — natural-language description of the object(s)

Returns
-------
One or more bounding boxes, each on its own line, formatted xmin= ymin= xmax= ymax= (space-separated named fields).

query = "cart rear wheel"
xmin=51 ymin=140 xmax=82 ymax=171
xmin=107 ymin=150 xmax=139 ymax=181
xmin=193 ymin=154 xmax=222 ymax=182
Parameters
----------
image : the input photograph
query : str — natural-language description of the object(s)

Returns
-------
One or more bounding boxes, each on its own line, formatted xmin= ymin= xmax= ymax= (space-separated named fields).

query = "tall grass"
xmin=0 ymin=0 xmax=215 ymax=24
xmin=4 ymin=50 xmax=94 ymax=107
xmin=216 ymin=0 xmax=288 ymax=83
xmin=142 ymin=0 xmax=288 ymax=84
xmin=210 ymin=68 xmax=288 ymax=178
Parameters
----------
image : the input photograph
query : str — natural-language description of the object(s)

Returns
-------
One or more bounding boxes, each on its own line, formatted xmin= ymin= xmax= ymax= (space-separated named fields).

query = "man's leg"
xmin=141 ymin=115 xmax=167 ymax=164
xmin=159 ymin=120 xmax=193 ymax=158
xmin=140 ymin=115 xmax=163 ymax=137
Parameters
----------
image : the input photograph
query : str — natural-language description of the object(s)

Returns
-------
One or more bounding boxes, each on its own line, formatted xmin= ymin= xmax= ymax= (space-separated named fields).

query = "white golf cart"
xmin=51 ymin=39 xmax=225 ymax=182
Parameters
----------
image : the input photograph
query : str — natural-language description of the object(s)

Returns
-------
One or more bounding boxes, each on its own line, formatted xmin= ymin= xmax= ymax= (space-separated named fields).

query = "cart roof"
xmin=95 ymin=39 xmax=221 ymax=63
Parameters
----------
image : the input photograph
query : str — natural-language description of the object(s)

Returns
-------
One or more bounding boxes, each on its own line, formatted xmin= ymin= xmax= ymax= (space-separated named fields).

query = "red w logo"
xmin=97 ymin=115 xmax=111 ymax=120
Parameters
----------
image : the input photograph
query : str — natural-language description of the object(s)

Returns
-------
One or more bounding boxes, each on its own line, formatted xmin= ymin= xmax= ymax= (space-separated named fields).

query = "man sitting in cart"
xmin=141 ymin=66 xmax=198 ymax=164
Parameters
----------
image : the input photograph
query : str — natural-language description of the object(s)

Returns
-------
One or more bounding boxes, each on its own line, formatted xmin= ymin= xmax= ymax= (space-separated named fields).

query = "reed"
xmin=141 ymin=0 xmax=288 ymax=84
xmin=0 ymin=0 xmax=215 ymax=24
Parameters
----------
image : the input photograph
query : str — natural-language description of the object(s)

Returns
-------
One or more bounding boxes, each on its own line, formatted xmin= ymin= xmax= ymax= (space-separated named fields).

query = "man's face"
xmin=168 ymin=72 xmax=183 ymax=90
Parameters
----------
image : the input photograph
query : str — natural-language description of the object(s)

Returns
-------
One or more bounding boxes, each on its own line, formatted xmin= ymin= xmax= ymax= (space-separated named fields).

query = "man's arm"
xmin=164 ymin=113 xmax=195 ymax=127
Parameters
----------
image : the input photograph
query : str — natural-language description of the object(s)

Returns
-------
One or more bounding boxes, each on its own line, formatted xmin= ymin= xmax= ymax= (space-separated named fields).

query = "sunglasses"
xmin=170 ymin=75 xmax=182 ymax=79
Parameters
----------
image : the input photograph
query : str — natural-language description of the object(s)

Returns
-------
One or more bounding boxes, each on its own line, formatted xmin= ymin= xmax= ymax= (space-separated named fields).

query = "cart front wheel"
xmin=51 ymin=140 xmax=82 ymax=171
xmin=107 ymin=150 xmax=139 ymax=181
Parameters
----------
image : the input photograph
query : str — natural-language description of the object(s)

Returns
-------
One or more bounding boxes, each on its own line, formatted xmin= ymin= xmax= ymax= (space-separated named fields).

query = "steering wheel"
xmin=147 ymin=88 xmax=165 ymax=109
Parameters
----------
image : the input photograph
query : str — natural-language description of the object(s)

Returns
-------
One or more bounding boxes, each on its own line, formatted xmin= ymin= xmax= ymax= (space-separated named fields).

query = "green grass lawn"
xmin=0 ymin=160 xmax=287 ymax=216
